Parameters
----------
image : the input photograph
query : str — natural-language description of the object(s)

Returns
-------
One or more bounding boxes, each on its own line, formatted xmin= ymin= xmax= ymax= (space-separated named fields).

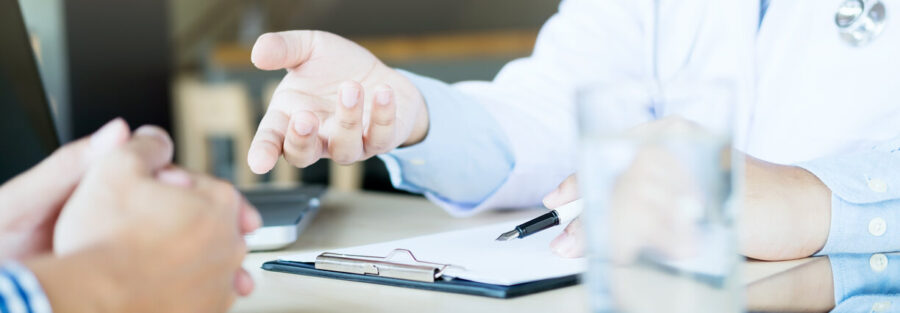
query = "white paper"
xmin=281 ymin=221 xmax=587 ymax=286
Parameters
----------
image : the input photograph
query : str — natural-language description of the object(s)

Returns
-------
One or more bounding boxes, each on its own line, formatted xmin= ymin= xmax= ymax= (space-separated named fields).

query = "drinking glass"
xmin=577 ymin=81 xmax=742 ymax=313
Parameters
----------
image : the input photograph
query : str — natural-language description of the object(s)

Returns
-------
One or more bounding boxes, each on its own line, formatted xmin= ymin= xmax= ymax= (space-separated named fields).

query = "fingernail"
xmin=247 ymin=148 xmax=276 ymax=174
xmin=552 ymin=232 xmax=576 ymax=257
xmin=375 ymin=89 xmax=392 ymax=106
xmin=90 ymin=118 xmax=127 ymax=156
xmin=134 ymin=125 xmax=172 ymax=146
xmin=341 ymin=84 xmax=359 ymax=108
xmin=293 ymin=119 xmax=313 ymax=135
xmin=156 ymin=168 xmax=193 ymax=187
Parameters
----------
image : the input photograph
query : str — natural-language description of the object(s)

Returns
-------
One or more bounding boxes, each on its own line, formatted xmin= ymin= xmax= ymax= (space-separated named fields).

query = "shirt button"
xmin=872 ymin=300 xmax=892 ymax=312
xmin=870 ymin=253 xmax=888 ymax=272
xmin=868 ymin=178 xmax=888 ymax=193
xmin=869 ymin=217 xmax=887 ymax=237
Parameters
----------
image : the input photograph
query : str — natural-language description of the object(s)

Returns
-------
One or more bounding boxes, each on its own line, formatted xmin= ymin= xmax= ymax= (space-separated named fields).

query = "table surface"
xmin=229 ymin=190 xmax=813 ymax=313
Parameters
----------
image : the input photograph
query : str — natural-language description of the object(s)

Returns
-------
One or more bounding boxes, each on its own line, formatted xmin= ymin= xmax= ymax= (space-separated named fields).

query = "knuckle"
xmin=338 ymin=119 xmax=359 ymax=130
xmin=256 ymin=126 xmax=286 ymax=143
xmin=366 ymin=140 xmax=391 ymax=153
xmin=331 ymin=153 xmax=358 ymax=165
xmin=285 ymin=134 xmax=312 ymax=150
xmin=285 ymin=153 xmax=317 ymax=168
xmin=372 ymin=113 xmax=395 ymax=126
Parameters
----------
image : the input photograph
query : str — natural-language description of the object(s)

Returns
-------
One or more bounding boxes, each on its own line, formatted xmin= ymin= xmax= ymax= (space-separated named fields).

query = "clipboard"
xmin=261 ymin=248 xmax=581 ymax=298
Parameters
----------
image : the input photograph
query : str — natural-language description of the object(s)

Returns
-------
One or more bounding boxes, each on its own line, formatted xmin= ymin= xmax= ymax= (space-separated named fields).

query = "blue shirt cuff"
xmin=0 ymin=261 xmax=53 ymax=313
xmin=377 ymin=70 xmax=514 ymax=209
xmin=831 ymin=294 xmax=900 ymax=313
xmin=799 ymin=137 xmax=900 ymax=255
xmin=829 ymin=253 xmax=900 ymax=310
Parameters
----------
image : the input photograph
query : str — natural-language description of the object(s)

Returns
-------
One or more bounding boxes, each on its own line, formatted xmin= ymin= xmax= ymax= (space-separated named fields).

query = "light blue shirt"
xmin=378 ymin=70 xmax=514 ymax=210
xmin=0 ymin=261 xmax=51 ymax=313
xmin=829 ymin=254 xmax=900 ymax=313
xmin=832 ymin=295 xmax=900 ymax=313
xmin=802 ymin=136 xmax=900 ymax=255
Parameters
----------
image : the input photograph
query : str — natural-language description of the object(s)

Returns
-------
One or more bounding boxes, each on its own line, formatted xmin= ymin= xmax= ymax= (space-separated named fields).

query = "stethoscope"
xmin=836 ymin=0 xmax=887 ymax=46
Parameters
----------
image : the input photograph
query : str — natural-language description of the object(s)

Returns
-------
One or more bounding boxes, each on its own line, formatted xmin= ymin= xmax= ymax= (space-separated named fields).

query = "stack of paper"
xmin=281 ymin=221 xmax=587 ymax=286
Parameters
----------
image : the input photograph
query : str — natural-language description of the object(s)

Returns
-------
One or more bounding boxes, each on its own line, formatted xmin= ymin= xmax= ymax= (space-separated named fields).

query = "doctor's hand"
xmin=46 ymin=125 xmax=260 ymax=313
xmin=542 ymin=118 xmax=714 ymax=260
xmin=247 ymin=30 xmax=429 ymax=173
xmin=544 ymin=150 xmax=705 ymax=263
xmin=543 ymin=175 xmax=586 ymax=258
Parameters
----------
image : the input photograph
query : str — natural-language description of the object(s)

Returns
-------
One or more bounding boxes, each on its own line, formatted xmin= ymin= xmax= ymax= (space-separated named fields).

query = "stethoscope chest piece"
xmin=836 ymin=0 xmax=887 ymax=46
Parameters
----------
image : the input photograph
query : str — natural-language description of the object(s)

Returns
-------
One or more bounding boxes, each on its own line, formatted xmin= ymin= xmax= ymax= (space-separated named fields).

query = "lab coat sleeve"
xmin=799 ymin=136 xmax=900 ymax=255
xmin=381 ymin=0 xmax=657 ymax=216
xmin=828 ymin=254 xmax=900 ymax=312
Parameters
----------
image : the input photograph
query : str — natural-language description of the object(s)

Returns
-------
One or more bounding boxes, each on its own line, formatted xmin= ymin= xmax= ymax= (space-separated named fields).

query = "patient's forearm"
xmin=746 ymin=258 xmax=835 ymax=312
xmin=740 ymin=155 xmax=832 ymax=260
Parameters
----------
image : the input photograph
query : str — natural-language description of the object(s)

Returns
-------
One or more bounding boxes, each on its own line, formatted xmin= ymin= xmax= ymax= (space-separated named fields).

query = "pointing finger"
xmin=328 ymin=81 xmax=364 ymax=165
xmin=248 ymin=109 xmax=289 ymax=174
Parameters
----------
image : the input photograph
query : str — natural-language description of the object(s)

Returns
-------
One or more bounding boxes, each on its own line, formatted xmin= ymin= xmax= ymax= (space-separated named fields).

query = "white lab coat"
xmin=440 ymin=0 xmax=900 ymax=214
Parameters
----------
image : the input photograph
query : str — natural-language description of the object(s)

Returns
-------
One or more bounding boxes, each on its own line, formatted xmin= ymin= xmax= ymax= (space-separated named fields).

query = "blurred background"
xmin=18 ymin=0 xmax=558 ymax=193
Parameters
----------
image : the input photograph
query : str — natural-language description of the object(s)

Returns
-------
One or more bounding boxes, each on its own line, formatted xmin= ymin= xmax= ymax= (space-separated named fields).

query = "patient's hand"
xmin=0 ymin=118 xmax=129 ymax=260
xmin=52 ymin=126 xmax=261 ymax=312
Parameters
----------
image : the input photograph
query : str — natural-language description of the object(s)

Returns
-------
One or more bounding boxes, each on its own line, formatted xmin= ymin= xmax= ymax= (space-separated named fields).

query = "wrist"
xmin=741 ymin=156 xmax=832 ymax=260
xmin=25 ymin=244 xmax=125 ymax=313
xmin=401 ymin=81 xmax=429 ymax=147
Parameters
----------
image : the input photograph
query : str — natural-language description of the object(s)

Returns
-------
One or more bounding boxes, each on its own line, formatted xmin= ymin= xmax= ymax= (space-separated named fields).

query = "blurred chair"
xmin=173 ymin=76 xmax=257 ymax=188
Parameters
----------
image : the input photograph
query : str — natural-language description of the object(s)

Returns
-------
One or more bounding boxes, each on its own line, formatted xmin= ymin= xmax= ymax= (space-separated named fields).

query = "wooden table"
xmin=230 ymin=191 xmax=812 ymax=313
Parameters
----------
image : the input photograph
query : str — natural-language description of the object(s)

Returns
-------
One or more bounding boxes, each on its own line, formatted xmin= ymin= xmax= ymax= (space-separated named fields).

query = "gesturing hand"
xmin=247 ymin=30 xmax=429 ymax=173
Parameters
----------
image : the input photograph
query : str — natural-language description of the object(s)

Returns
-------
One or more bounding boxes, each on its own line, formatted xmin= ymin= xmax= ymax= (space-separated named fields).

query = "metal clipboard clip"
xmin=314 ymin=249 xmax=459 ymax=283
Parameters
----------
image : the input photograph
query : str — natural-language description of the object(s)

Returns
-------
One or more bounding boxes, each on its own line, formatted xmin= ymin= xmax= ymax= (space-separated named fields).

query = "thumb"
xmin=543 ymin=174 xmax=580 ymax=209
xmin=93 ymin=125 xmax=175 ymax=179
xmin=251 ymin=31 xmax=316 ymax=70
xmin=0 ymin=118 xmax=129 ymax=219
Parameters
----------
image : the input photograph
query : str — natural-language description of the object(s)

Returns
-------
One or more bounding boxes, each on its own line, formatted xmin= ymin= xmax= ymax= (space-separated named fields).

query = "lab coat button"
xmin=870 ymin=253 xmax=888 ymax=272
xmin=869 ymin=218 xmax=887 ymax=236
xmin=872 ymin=301 xmax=891 ymax=312
xmin=868 ymin=178 xmax=888 ymax=193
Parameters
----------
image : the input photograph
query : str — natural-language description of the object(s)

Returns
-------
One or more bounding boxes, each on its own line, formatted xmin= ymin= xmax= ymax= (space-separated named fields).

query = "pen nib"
xmin=495 ymin=229 xmax=520 ymax=241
